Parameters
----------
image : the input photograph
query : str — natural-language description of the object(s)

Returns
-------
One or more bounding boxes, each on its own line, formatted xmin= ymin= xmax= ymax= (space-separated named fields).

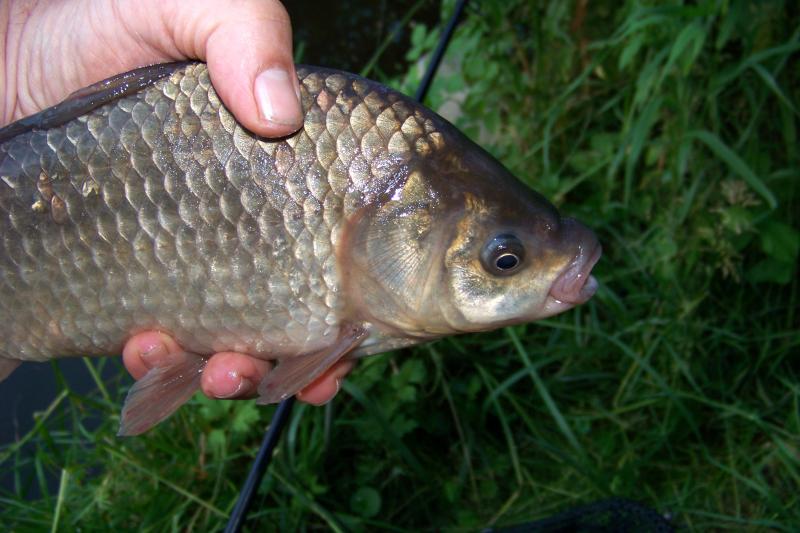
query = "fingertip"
xmin=297 ymin=360 xmax=355 ymax=406
xmin=117 ymin=0 xmax=302 ymax=138
xmin=253 ymin=66 xmax=304 ymax=133
xmin=203 ymin=6 xmax=302 ymax=138
xmin=201 ymin=352 xmax=271 ymax=399
xmin=122 ymin=331 xmax=182 ymax=379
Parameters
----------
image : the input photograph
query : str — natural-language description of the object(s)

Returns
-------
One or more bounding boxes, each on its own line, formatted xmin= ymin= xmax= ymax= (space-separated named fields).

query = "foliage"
xmin=2 ymin=0 xmax=798 ymax=531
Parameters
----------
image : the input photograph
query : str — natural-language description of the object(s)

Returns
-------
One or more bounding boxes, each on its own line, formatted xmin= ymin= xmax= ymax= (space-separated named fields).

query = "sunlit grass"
xmin=2 ymin=0 xmax=798 ymax=531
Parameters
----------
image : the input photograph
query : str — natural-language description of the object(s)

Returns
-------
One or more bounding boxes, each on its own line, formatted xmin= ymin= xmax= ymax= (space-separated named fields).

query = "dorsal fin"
xmin=0 ymin=61 xmax=191 ymax=143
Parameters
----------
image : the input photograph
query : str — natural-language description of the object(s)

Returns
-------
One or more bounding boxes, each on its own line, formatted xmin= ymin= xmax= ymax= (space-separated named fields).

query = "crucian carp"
xmin=0 ymin=63 xmax=600 ymax=435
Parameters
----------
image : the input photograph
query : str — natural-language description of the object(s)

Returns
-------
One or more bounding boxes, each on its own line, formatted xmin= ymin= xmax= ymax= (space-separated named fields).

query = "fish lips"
xmin=549 ymin=241 xmax=602 ymax=306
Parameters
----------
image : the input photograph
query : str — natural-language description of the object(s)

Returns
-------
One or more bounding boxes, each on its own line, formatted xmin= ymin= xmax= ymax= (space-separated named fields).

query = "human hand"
xmin=2 ymin=0 xmax=302 ymax=135
xmin=123 ymin=332 xmax=354 ymax=405
xmin=1 ymin=0 xmax=352 ymax=405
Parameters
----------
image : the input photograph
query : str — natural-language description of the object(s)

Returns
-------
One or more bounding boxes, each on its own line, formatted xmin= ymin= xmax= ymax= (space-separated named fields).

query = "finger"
xmin=200 ymin=352 xmax=272 ymax=399
xmin=296 ymin=360 xmax=355 ymax=406
xmin=122 ymin=331 xmax=185 ymax=380
xmin=205 ymin=7 xmax=303 ymax=136
xmin=148 ymin=0 xmax=302 ymax=137
xmin=8 ymin=0 xmax=302 ymax=135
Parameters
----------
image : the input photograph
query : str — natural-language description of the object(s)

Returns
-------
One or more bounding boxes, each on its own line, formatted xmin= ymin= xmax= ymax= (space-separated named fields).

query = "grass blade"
xmin=688 ymin=129 xmax=777 ymax=208
xmin=50 ymin=469 xmax=69 ymax=533
xmin=506 ymin=328 xmax=586 ymax=460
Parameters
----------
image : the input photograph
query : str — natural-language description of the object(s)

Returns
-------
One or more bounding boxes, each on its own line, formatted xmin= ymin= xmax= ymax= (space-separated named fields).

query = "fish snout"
xmin=549 ymin=218 xmax=602 ymax=305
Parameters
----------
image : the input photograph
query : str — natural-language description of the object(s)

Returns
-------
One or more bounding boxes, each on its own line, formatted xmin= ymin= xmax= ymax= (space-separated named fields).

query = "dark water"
xmin=0 ymin=358 xmax=125 ymax=496
xmin=0 ymin=0 xmax=440 ymax=491
xmin=2 ymin=360 xmax=79 ymax=444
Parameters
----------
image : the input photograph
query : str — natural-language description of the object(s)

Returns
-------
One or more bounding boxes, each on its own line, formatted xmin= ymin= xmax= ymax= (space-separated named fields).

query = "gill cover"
xmin=344 ymin=171 xmax=455 ymax=337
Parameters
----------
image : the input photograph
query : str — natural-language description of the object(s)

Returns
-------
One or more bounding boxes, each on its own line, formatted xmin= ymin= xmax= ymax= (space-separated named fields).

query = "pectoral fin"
xmin=0 ymin=358 xmax=20 ymax=382
xmin=257 ymin=324 xmax=367 ymax=404
xmin=118 ymin=352 xmax=208 ymax=436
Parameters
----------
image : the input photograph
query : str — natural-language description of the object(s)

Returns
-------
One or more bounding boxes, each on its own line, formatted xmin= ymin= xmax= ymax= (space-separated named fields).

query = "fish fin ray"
xmin=118 ymin=351 xmax=207 ymax=436
xmin=0 ymin=62 xmax=190 ymax=143
xmin=0 ymin=358 xmax=20 ymax=383
xmin=346 ymin=200 xmax=444 ymax=316
xmin=257 ymin=324 xmax=367 ymax=404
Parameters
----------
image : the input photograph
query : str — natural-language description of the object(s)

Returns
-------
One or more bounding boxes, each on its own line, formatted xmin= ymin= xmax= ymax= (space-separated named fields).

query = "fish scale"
xmin=0 ymin=63 xmax=425 ymax=362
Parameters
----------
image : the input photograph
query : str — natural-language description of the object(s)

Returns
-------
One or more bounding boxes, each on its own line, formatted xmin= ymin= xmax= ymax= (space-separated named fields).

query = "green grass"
xmin=2 ymin=0 xmax=799 ymax=531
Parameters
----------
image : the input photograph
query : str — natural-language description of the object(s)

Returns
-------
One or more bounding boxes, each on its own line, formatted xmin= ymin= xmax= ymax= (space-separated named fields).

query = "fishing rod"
xmin=414 ymin=0 xmax=468 ymax=104
xmin=224 ymin=1 xmax=469 ymax=531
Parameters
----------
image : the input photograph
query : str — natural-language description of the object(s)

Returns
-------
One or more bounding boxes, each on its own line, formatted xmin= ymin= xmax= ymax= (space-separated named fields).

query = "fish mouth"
xmin=542 ymin=215 xmax=603 ymax=317
xmin=549 ymin=241 xmax=602 ymax=306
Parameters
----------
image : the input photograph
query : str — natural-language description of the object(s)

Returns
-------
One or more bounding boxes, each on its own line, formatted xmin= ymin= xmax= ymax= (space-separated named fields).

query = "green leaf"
xmin=760 ymin=220 xmax=800 ymax=264
xmin=197 ymin=394 xmax=231 ymax=422
xmin=396 ymin=385 xmax=416 ymax=403
xmin=665 ymin=21 xmax=705 ymax=76
xmin=390 ymin=414 xmax=418 ymax=437
xmin=751 ymin=63 xmax=799 ymax=117
xmin=207 ymin=429 xmax=226 ymax=457
xmin=633 ymin=48 xmax=668 ymax=108
xmin=350 ymin=487 xmax=381 ymax=518
xmin=688 ymin=130 xmax=777 ymax=209
xmin=230 ymin=403 xmax=260 ymax=434
xmin=403 ymin=359 xmax=426 ymax=384
xmin=443 ymin=480 xmax=461 ymax=502
xmin=619 ymin=33 xmax=644 ymax=70
xmin=747 ymin=257 xmax=794 ymax=285
xmin=410 ymin=23 xmax=427 ymax=48
xmin=624 ymin=96 xmax=662 ymax=204
xmin=713 ymin=40 xmax=800 ymax=92
xmin=616 ymin=12 xmax=669 ymax=42
xmin=719 ymin=206 xmax=754 ymax=235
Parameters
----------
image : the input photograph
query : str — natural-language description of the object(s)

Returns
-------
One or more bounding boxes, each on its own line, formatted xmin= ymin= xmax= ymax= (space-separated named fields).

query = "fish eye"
xmin=480 ymin=234 xmax=525 ymax=276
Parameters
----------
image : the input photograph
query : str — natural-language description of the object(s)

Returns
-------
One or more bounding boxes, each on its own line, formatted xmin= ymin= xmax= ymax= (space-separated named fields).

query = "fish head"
xmin=428 ymin=139 xmax=603 ymax=333
xmin=344 ymin=127 xmax=601 ymax=340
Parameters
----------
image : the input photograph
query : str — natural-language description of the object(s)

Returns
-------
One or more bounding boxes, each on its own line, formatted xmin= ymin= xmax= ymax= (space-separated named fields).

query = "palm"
xmin=4 ymin=1 xmax=177 ymax=124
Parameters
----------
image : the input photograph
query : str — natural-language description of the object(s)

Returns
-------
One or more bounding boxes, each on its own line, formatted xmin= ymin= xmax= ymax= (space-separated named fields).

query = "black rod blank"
xmin=224 ymin=397 xmax=296 ymax=533
xmin=414 ymin=0 xmax=469 ymax=104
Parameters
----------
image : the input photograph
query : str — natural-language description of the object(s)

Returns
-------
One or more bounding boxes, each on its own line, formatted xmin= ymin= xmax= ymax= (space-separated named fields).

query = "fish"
xmin=0 ymin=62 xmax=601 ymax=435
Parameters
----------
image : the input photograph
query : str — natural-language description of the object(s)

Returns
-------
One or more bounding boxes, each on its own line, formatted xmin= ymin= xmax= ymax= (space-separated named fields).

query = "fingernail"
xmin=255 ymin=67 xmax=302 ymax=127
xmin=140 ymin=341 xmax=168 ymax=366
xmin=215 ymin=371 xmax=253 ymax=399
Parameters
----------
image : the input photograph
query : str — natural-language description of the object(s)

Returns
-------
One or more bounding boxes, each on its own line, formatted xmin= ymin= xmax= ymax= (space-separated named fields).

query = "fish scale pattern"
xmin=0 ymin=63 xmax=444 ymax=363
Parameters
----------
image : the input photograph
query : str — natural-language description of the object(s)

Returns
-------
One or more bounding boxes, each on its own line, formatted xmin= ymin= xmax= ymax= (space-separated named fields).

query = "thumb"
xmin=203 ymin=4 xmax=303 ymax=137
xmin=135 ymin=0 xmax=303 ymax=137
